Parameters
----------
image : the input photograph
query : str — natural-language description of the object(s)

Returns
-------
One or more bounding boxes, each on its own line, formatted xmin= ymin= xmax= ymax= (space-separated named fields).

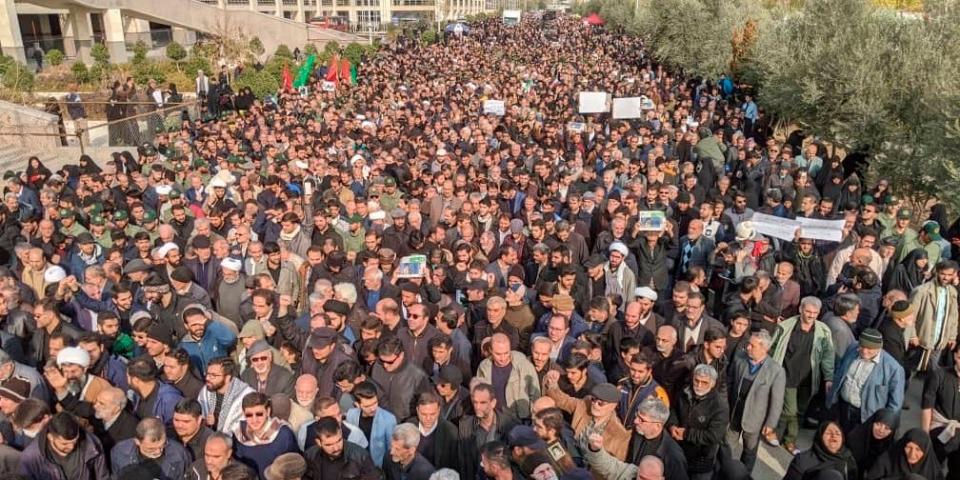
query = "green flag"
xmin=293 ymin=54 xmax=317 ymax=89
xmin=350 ymin=64 xmax=358 ymax=86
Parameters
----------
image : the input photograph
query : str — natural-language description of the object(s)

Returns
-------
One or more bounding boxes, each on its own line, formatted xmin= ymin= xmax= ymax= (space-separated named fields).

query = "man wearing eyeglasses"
xmin=239 ymin=340 xmax=294 ymax=397
xmin=543 ymin=373 xmax=629 ymax=461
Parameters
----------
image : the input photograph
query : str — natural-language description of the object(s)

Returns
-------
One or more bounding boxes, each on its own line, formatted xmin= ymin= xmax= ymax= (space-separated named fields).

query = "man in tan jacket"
xmin=543 ymin=371 xmax=630 ymax=461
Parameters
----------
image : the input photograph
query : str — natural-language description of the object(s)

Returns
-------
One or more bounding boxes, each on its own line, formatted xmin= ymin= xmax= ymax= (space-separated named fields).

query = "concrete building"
xmin=0 ymin=0 xmax=495 ymax=66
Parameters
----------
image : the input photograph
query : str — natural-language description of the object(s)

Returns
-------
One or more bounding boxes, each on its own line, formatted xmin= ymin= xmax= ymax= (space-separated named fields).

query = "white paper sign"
xmin=751 ymin=213 xmax=800 ymax=241
xmin=397 ymin=254 xmax=427 ymax=278
xmin=612 ymin=97 xmax=644 ymax=119
xmin=321 ymin=81 xmax=336 ymax=92
xmin=796 ymin=217 xmax=846 ymax=242
xmin=578 ymin=91 xmax=609 ymax=114
xmin=567 ymin=122 xmax=586 ymax=133
xmin=483 ymin=100 xmax=505 ymax=116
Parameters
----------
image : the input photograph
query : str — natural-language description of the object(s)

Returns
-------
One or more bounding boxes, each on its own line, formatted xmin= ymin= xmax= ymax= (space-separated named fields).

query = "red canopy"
xmin=584 ymin=13 xmax=605 ymax=26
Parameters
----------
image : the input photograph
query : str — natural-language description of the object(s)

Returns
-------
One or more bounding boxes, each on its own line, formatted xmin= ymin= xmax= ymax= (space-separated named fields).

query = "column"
xmin=171 ymin=27 xmax=195 ymax=46
xmin=275 ymin=0 xmax=283 ymax=17
xmin=125 ymin=17 xmax=152 ymax=48
xmin=297 ymin=0 xmax=305 ymax=22
xmin=0 ymin=0 xmax=24 ymax=63
xmin=63 ymin=9 xmax=94 ymax=63
xmin=103 ymin=9 xmax=128 ymax=63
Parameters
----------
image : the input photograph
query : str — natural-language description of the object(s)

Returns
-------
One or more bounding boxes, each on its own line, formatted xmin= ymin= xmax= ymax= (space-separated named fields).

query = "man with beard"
xmin=198 ymin=356 xmax=254 ymax=434
xmin=142 ymin=274 xmax=189 ymax=338
xmin=620 ymin=397 xmax=688 ymax=480
xmin=605 ymin=294 xmax=662 ymax=369
xmin=294 ymin=373 xmax=319 ymax=413
xmin=648 ymin=324 xmax=683 ymax=395
xmin=92 ymin=386 xmax=138 ymax=457
xmin=239 ymin=340 xmax=294 ymax=396
xmin=213 ymin=257 xmax=246 ymax=329
xmin=670 ymin=365 xmax=729 ymax=480
xmin=162 ymin=348 xmax=203 ymax=400
xmin=384 ymin=422 xmax=435 ymax=480
xmin=185 ymin=235 xmax=220 ymax=294
xmin=20 ymin=411 xmax=109 ymax=479
xmin=77 ymin=332 xmax=128 ymax=392
xmin=169 ymin=399 xmax=214 ymax=461
xmin=185 ymin=432 xmax=240 ymax=480
xmin=43 ymin=346 xmax=110 ymax=425
xmin=169 ymin=266 xmax=214 ymax=314
xmin=304 ymin=416 xmax=379 ymax=480
xmin=616 ymin=352 xmax=670 ymax=429
xmin=110 ymin=417 xmax=192 ymax=479
xmin=127 ymin=356 xmax=183 ymax=426
xmin=457 ymin=383 xmax=521 ymax=480
xmin=180 ymin=304 xmax=236 ymax=374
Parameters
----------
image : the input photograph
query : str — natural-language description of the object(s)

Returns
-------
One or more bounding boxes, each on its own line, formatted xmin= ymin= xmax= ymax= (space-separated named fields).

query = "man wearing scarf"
xmin=232 ymin=392 xmax=298 ymax=477
xmin=198 ymin=356 xmax=253 ymax=434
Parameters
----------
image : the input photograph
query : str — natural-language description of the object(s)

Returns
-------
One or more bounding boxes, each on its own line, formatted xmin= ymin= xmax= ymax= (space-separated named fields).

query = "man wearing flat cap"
xmin=240 ymin=339 xmax=294 ymax=397
xmin=541 ymin=374 xmax=630 ymax=461
xmin=828 ymin=327 xmax=905 ymax=432
xmin=877 ymin=300 xmax=918 ymax=369
xmin=300 ymin=326 xmax=354 ymax=398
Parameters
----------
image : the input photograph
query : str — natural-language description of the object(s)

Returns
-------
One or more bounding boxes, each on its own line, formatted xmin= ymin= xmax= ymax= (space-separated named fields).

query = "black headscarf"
xmin=887 ymin=248 xmax=928 ymax=294
xmin=866 ymin=428 xmax=943 ymax=480
xmin=847 ymin=408 xmax=899 ymax=468
xmin=928 ymin=203 xmax=950 ymax=233
xmin=807 ymin=421 xmax=859 ymax=480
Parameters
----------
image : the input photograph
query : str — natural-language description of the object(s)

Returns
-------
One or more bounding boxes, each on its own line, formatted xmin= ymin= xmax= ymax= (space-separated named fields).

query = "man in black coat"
xmin=383 ymin=423 xmax=435 ymax=480
xmin=668 ymin=364 xmax=729 ymax=480
xmin=92 ymin=386 xmax=138 ymax=460
xmin=304 ymin=417 xmax=380 ymax=480
xmin=414 ymin=391 xmax=458 ymax=470
xmin=627 ymin=397 xmax=689 ymax=480
xmin=457 ymin=384 xmax=520 ymax=480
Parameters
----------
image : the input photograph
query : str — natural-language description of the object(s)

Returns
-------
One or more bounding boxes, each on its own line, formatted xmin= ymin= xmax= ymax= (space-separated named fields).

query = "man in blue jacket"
xmin=127 ymin=356 xmax=183 ymax=426
xmin=179 ymin=304 xmax=236 ymax=373
xmin=827 ymin=328 xmax=905 ymax=433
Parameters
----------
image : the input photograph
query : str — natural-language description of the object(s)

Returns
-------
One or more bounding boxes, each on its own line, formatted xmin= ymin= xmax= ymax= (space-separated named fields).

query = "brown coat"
xmin=546 ymin=385 xmax=630 ymax=461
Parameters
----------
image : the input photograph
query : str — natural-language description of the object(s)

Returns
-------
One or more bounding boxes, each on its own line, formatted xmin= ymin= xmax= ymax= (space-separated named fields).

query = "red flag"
xmin=325 ymin=55 xmax=340 ymax=82
xmin=281 ymin=64 xmax=293 ymax=91
xmin=339 ymin=58 xmax=351 ymax=83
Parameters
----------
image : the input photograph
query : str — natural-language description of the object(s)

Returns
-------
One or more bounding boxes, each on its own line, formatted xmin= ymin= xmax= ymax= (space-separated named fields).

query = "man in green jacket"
xmin=771 ymin=296 xmax=835 ymax=454
xmin=694 ymin=128 xmax=727 ymax=173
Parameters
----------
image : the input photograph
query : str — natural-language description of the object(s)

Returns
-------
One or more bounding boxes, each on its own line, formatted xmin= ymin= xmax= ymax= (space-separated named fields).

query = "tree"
xmin=274 ymin=44 xmax=294 ymax=60
xmin=44 ymin=49 xmax=64 ymax=67
xmin=166 ymin=42 xmax=187 ymax=66
xmin=233 ymin=68 xmax=279 ymax=98
xmin=304 ymin=42 xmax=318 ymax=58
xmin=0 ymin=55 xmax=35 ymax=91
xmin=70 ymin=61 xmax=91 ymax=83
xmin=756 ymin=0 xmax=960 ymax=209
xmin=249 ymin=36 xmax=265 ymax=58
xmin=343 ymin=42 xmax=365 ymax=65
xmin=91 ymin=43 xmax=110 ymax=66
xmin=132 ymin=40 xmax=148 ymax=64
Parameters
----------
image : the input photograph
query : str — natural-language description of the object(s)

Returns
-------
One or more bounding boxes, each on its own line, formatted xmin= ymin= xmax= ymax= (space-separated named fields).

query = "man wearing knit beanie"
xmin=827 ymin=327 xmax=906 ymax=433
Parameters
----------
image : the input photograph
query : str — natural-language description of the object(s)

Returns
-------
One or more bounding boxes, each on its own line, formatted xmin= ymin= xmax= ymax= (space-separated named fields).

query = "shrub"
xmin=249 ymin=37 xmax=265 ymax=57
xmin=343 ymin=42 xmax=365 ymax=65
xmin=132 ymin=60 xmax=166 ymax=85
xmin=45 ymin=49 xmax=65 ymax=66
xmin=234 ymin=68 xmax=278 ymax=98
xmin=420 ymin=29 xmax=438 ymax=45
xmin=304 ymin=43 xmax=318 ymax=58
xmin=132 ymin=40 xmax=148 ymax=64
xmin=91 ymin=43 xmax=110 ymax=65
xmin=324 ymin=41 xmax=340 ymax=54
xmin=166 ymin=42 xmax=187 ymax=64
xmin=183 ymin=54 xmax=211 ymax=77
xmin=70 ymin=61 xmax=91 ymax=83
xmin=0 ymin=55 xmax=35 ymax=91
xmin=274 ymin=44 xmax=294 ymax=60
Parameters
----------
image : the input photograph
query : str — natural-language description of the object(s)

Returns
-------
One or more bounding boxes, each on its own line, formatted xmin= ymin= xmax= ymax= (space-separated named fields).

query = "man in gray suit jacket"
xmin=726 ymin=329 xmax=785 ymax=474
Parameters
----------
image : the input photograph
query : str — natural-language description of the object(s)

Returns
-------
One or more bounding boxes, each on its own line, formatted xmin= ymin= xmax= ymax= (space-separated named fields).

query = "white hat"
xmin=157 ymin=242 xmax=180 ymax=258
xmin=209 ymin=178 xmax=227 ymax=189
xmin=609 ymin=241 xmax=629 ymax=257
xmin=327 ymin=147 xmax=338 ymax=156
xmin=361 ymin=120 xmax=375 ymax=130
xmin=221 ymin=257 xmax=242 ymax=271
xmin=155 ymin=184 xmax=172 ymax=195
xmin=44 ymin=266 xmax=67 ymax=284
xmin=369 ymin=210 xmax=386 ymax=221
xmin=57 ymin=347 xmax=90 ymax=368
xmin=735 ymin=221 xmax=758 ymax=241
xmin=294 ymin=160 xmax=309 ymax=170
xmin=634 ymin=286 xmax=658 ymax=301
xmin=436 ymin=148 xmax=448 ymax=156
xmin=350 ymin=154 xmax=365 ymax=165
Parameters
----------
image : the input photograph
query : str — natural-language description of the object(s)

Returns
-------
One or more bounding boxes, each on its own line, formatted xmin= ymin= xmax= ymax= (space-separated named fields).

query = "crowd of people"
xmin=0 ymin=11 xmax=958 ymax=480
